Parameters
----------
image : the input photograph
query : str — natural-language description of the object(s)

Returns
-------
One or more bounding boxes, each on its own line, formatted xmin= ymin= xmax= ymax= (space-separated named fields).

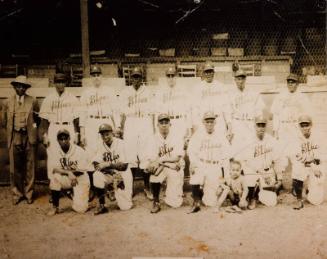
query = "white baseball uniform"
xmin=119 ymin=84 xmax=155 ymax=168
xmin=232 ymin=133 xmax=286 ymax=187
xmin=155 ymin=83 xmax=192 ymax=140
xmin=227 ymin=87 xmax=265 ymax=145
xmin=80 ymin=86 xmax=117 ymax=156
xmin=187 ymin=128 xmax=231 ymax=207
xmin=284 ymin=130 xmax=326 ymax=182
xmin=145 ymin=132 xmax=185 ymax=208
xmin=193 ymin=80 xmax=231 ymax=134
xmin=271 ymin=89 xmax=313 ymax=143
xmin=92 ymin=137 xmax=133 ymax=210
xmin=48 ymin=144 xmax=90 ymax=213
xmin=39 ymin=90 xmax=80 ymax=177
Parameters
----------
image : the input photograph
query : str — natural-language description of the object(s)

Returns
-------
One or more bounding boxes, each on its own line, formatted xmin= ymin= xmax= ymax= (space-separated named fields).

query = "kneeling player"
xmin=92 ymin=124 xmax=132 ymax=215
xmin=47 ymin=129 xmax=90 ymax=216
xmin=145 ymin=114 xmax=185 ymax=213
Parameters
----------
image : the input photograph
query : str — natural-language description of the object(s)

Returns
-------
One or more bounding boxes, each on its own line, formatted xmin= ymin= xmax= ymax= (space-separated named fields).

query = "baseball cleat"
xmin=293 ymin=200 xmax=304 ymax=210
xmin=144 ymin=189 xmax=154 ymax=201
xmin=247 ymin=199 xmax=257 ymax=210
xmin=188 ymin=201 xmax=201 ymax=214
xmin=150 ymin=202 xmax=161 ymax=213
xmin=47 ymin=206 xmax=59 ymax=216
xmin=94 ymin=204 xmax=109 ymax=215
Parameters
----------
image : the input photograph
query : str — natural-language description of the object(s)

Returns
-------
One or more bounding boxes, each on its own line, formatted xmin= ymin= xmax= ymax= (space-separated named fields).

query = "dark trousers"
xmin=292 ymin=179 xmax=304 ymax=200
xmin=9 ymin=131 xmax=35 ymax=200
xmin=247 ymin=186 xmax=259 ymax=201
xmin=131 ymin=167 xmax=150 ymax=193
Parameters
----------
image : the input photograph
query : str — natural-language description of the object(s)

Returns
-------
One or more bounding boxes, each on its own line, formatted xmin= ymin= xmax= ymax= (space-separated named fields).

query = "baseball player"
xmin=80 ymin=65 xmax=117 ymax=156
xmin=39 ymin=73 xmax=80 ymax=179
xmin=193 ymin=62 xmax=232 ymax=138
xmin=187 ymin=111 xmax=231 ymax=213
xmin=283 ymin=115 xmax=325 ymax=210
xmin=91 ymin=124 xmax=132 ymax=215
xmin=232 ymin=115 xmax=286 ymax=209
xmin=155 ymin=67 xmax=192 ymax=141
xmin=47 ymin=129 xmax=90 ymax=216
xmin=145 ymin=114 xmax=185 ymax=213
xmin=271 ymin=73 xmax=313 ymax=144
xmin=118 ymin=66 xmax=155 ymax=200
xmin=227 ymin=69 xmax=265 ymax=145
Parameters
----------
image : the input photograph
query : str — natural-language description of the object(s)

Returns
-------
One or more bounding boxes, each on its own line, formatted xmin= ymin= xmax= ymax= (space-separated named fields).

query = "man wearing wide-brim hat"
xmin=1 ymin=75 xmax=39 ymax=205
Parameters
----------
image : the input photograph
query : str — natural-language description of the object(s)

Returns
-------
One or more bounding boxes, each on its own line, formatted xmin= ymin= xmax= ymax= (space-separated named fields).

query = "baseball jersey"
xmin=39 ymin=91 xmax=79 ymax=123
xmin=79 ymin=86 xmax=116 ymax=127
xmin=188 ymin=129 xmax=231 ymax=169
xmin=145 ymin=132 xmax=184 ymax=162
xmin=271 ymin=89 xmax=313 ymax=132
xmin=48 ymin=144 xmax=90 ymax=178
xmin=193 ymin=80 xmax=231 ymax=129
xmin=284 ymin=130 xmax=326 ymax=181
xmin=92 ymin=138 xmax=127 ymax=166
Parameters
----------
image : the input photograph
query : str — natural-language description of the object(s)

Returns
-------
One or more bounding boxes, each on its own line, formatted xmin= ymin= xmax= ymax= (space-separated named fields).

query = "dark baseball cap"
xmin=158 ymin=113 xmax=170 ymax=122
xmin=57 ymin=129 xmax=70 ymax=138
xmin=287 ymin=73 xmax=299 ymax=82
xmin=203 ymin=111 xmax=216 ymax=120
xmin=54 ymin=73 xmax=67 ymax=83
xmin=98 ymin=123 xmax=113 ymax=133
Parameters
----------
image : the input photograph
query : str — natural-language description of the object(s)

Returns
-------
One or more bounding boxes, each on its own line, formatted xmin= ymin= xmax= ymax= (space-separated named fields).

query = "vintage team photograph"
xmin=0 ymin=0 xmax=326 ymax=258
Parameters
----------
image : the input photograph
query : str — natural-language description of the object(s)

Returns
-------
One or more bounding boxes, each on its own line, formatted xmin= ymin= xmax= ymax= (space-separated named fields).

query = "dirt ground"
xmin=0 ymin=184 xmax=327 ymax=259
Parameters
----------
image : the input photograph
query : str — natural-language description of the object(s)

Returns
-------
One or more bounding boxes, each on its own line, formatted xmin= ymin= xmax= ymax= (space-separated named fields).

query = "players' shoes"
xmin=293 ymin=200 xmax=304 ymax=210
xmin=150 ymin=202 xmax=161 ymax=213
xmin=94 ymin=204 xmax=109 ymax=215
xmin=47 ymin=206 xmax=59 ymax=216
xmin=144 ymin=188 xmax=154 ymax=201
xmin=188 ymin=201 xmax=201 ymax=214
xmin=247 ymin=199 xmax=257 ymax=210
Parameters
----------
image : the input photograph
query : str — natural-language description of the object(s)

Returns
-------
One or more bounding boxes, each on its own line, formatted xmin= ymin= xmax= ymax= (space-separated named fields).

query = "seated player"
xmin=47 ymin=129 xmax=90 ymax=216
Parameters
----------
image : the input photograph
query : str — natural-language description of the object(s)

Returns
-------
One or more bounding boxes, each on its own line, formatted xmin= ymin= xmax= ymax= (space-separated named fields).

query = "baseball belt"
xmin=54 ymin=122 xmax=70 ymax=125
xmin=89 ymin=115 xmax=111 ymax=119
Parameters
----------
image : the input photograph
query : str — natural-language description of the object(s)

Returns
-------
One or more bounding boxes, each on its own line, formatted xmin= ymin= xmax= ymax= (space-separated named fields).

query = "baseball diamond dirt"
xmin=0 ymin=183 xmax=327 ymax=259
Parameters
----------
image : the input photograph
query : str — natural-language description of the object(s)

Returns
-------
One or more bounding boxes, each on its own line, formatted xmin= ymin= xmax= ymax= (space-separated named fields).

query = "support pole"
xmin=80 ymin=0 xmax=90 ymax=78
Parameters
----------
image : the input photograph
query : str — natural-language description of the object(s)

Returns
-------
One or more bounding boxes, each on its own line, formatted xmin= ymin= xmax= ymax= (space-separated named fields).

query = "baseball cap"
xmin=298 ymin=115 xmax=312 ymax=124
xmin=255 ymin=115 xmax=267 ymax=124
xmin=131 ymin=67 xmax=142 ymax=77
xmin=166 ymin=67 xmax=176 ymax=76
xmin=203 ymin=62 xmax=214 ymax=72
xmin=90 ymin=64 xmax=102 ymax=75
xmin=98 ymin=123 xmax=113 ymax=133
xmin=234 ymin=69 xmax=246 ymax=78
xmin=287 ymin=73 xmax=299 ymax=82
xmin=11 ymin=75 xmax=31 ymax=89
xmin=203 ymin=111 xmax=216 ymax=120
xmin=57 ymin=129 xmax=70 ymax=138
xmin=158 ymin=113 xmax=170 ymax=122
xmin=54 ymin=73 xmax=67 ymax=83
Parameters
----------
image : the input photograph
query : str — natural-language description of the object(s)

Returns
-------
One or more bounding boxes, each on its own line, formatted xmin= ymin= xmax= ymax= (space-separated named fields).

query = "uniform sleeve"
xmin=79 ymin=91 xmax=88 ymax=127
xmin=254 ymin=93 xmax=265 ymax=117
xmin=187 ymin=133 xmax=200 ymax=167
xmin=172 ymin=136 xmax=184 ymax=158
xmin=117 ymin=139 xmax=128 ymax=163
xmin=270 ymin=94 xmax=282 ymax=133
xmin=39 ymin=96 xmax=51 ymax=120
xmin=71 ymin=94 xmax=81 ymax=120
xmin=1 ymin=99 xmax=8 ymax=127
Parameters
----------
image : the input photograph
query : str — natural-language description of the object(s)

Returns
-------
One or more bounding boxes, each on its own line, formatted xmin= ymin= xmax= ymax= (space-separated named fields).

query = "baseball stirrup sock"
xmin=143 ymin=171 xmax=150 ymax=189
xmin=151 ymin=183 xmax=161 ymax=202
xmin=95 ymin=188 xmax=106 ymax=204
xmin=293 ymin=179 xmax=303 ymax=200
xmin=191 ymin=185 xmax=201 ymax=201
xmin=51 ymin=190 xmax=60 ymax=207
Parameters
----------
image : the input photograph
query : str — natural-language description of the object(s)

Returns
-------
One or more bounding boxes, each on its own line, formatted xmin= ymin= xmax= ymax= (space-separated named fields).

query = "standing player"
xmin=271 ymin=73 xmax=313 ymax=143
xmin=155 ymin=67 xmax=192 ymax=141
xmin=119 ymin=66 xmax=155 ymax=199
xmin=284 ymin=115 xmax=325 ymax=210
xmin=233 ymin=115 xmax=286 ymax=209
xmin=39 ymin=73 xmax=80 ymax=179
xmin=145 ymin=114 xmax=185 ymax=213
xmin=80 ymin=65 xmax=116 ymax=156
xmin=227 ymin=69 xmax=265 ymax=145
xmin=92 ymin=124 xmax=132 ymax=215
xmin=47 ymin=129 xmax=90 ymax=216
xmin=193 ymin=62 xmax=231 ymax=138
xmin=187 ymin=111 xmax=231 ymax=213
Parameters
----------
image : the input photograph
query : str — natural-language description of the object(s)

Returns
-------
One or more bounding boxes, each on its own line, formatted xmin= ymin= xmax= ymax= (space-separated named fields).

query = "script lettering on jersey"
xmin=51 ymin=100 xmax=71 ymax=111
xmin=89 ymin=94 xmax=106 ymax=105
xmin=103 ymin=151 xmax=120 ymax=163
xmin=60 ymin=157 xmax=78 ymax=170
xmin=200 ymin=140 xmax=222 ymax=151
xmin=158 ymin=143 xmax=173 ymax=157
xmin=253 ymin=145 xmax=273 ymax=158
xmin=128 ymin=96 xmax=148 ymax=107
xmin=202 ymin=88 xmax=221 ymax=99
xmin=296 ymin=141 xmax=319 ymax=162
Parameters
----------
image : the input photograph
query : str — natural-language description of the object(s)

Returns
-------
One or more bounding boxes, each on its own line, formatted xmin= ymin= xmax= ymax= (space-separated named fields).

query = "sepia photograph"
xmin=0 ymin=0 xmax=326 ymax=258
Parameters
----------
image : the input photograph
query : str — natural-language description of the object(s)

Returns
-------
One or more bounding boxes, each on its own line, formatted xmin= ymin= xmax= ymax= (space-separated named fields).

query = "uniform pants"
xmin=49 ymin=173 xmax=90 ymax=213
xmin=9 ymin=131 xmax=35 ymax=200
xmin=150 ymin=167 xmax=184 ymax=208
xmin=93 ymin=169 xmax=133 ymax=210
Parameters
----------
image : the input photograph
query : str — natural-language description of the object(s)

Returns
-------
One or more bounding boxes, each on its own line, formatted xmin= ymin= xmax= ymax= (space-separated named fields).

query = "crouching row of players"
xmin=47 ymin=111 xmax=325 ymax=216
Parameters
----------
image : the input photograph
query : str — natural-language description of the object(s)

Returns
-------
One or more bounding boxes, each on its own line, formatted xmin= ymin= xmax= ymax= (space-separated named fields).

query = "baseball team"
xmin=1 ymin=62 xmax=325 ymax=216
